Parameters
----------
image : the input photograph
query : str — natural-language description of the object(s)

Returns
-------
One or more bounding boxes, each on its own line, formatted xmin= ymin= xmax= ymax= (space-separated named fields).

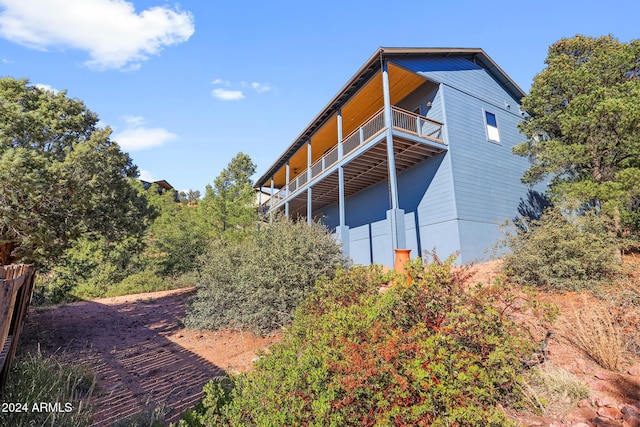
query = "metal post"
xmin=307 ymin=140 xmax=313 ymax=224
xmin=382 ymin=59 xmax=399 ymax=211
xmin=270 ymin=178 xmax=275 ymax=223
xmin=285 ymin=162 xmax=290 ymax=217
xmin=381 ymin=58 xmax=405 ymax=253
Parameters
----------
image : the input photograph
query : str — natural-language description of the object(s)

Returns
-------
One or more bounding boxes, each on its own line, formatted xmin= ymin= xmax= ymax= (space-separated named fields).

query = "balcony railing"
xmin=261 ymin=106 xmax=444 ymax=211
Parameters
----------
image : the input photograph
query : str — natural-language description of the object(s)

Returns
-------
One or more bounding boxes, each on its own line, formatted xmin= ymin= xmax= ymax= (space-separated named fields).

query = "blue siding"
xmin=371 ymin=218 xmax=392 ymax=266
xmin=403 ymin=212 xmax=419 ymax=257
xmin=436 ymin=66 xmax=536 ymax=263
xmin=309 ymin=54 xmax=538 ymax=267
xmin=349 ymin=224 xmax=372 ymax=265
xmin=419 ymin=219 xmax=461 ymax=261
xmin=318 ymin=179 xmax=389 ymax=231
xmin=457 ymin=220 xmax=502 ymax=263
xmin=391 ymin=57 xmax=520 ymax=109
xmin=319 ymin=151 xmax=458 ymax=265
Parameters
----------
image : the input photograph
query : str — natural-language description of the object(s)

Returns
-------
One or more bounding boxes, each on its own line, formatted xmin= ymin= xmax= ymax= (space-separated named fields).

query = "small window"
xmin=484 ymin=111 xmax=500 ymax=143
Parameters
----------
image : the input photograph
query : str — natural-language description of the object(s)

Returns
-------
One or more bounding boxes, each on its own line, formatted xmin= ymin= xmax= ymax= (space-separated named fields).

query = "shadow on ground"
xmin=21 ymin=289 xmax=224 ymax=426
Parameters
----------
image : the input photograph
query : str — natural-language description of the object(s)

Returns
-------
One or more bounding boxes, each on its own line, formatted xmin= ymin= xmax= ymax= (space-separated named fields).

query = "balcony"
xmin=261 ymin=106 xmax=446 ymax=214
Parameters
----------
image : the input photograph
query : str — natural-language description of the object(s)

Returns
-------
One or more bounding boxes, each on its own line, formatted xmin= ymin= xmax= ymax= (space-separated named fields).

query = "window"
xmin=484 ymin=111 xmax=500 ymax=143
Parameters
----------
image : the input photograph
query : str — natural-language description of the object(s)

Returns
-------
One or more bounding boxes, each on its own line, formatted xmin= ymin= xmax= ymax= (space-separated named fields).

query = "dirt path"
xmin=22 ymin=288 xmax=279 ymax=426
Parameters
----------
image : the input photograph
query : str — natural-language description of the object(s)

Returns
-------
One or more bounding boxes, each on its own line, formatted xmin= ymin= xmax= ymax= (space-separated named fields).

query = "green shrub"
xmin=109 ymin=402 xmax=168 ymax=427
xmin=1 ymin=348 xmax=95 ymax=427
xmin=184 ymin=217 xmax=345 ymax=334
xmin=183 ymin=255 xmax=549 ymax=426
xmin=501 ymin=206 xmax=622 ymax=291
xmin=174 ymin=377 xmax=234 ymax=427
xmin=104 ymin=269 xmax=170 ymax=297
xmin=36 ymin=235 xmax=145 ymax=304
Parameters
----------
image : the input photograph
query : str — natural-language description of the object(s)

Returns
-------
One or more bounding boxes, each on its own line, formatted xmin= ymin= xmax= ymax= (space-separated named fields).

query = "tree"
xmin=0 ymin=78 xmax=154 ymax=266
xmin=199 ymin=152 xmax=257 ymax=238
xmin=146 ymin=185 xmax=209 ymax=276
xmin=179 ymin=189 xmax=201 ymax=205
xmin=514 ymin=35 xmax=640 ymax=233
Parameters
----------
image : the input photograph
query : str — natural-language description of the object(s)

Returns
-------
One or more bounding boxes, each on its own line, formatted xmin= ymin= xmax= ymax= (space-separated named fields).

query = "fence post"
xmin=0 ymin=264 xmax=36 ymax=393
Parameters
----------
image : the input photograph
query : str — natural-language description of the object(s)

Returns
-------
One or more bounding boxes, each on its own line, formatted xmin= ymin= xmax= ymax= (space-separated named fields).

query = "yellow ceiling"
xmin=271 ymin=63 xmax=427 ymax=187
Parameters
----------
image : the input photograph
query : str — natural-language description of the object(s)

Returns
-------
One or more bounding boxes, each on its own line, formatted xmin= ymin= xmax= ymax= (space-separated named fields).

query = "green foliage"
xmin=104 ymin=269 xmax=171 ymax=297
xmin=109 ymin=403 xmax=168 ymax=427
xmin=1 ymin=348 xmax=95 ymax=427
xmin=515 ymin=35 xmax=640 ymax=235
xmin=199 ymin=152 xmax=258 ymax=240
xmin=35 ymin=235 xmax=146 ymax=303
xmin=184 ymin=216 xmax=344 ymax=334
xmin=174 ymin=377 xmax=235 ymax=427
xmin=184 ymin=256 xmax=547 ymax=426
xmin=146 ymin=186 xmax=210 ymax=276
xmin=0 ymin=78 xmax=155 ymax=266
xmin=501 ymin=205 xmax=622 ymax=291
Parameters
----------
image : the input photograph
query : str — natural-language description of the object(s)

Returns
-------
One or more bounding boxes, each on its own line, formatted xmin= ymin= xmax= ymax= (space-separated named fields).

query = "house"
xmin=255 ymin=47 xmax=534 ymax=266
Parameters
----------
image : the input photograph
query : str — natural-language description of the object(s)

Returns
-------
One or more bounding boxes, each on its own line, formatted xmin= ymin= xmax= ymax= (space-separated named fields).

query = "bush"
xmin=36 ymin=235 xmax=145 ymax=304
xmin=183 ymin=255 xmax=551 ymax=426
xmin=184 ymin=216 xmax=345 ymax=334
xmin=501 ymin=206 xmax=622 ymax=291
xmin=104 ymin=269 xmax=171 ymax=297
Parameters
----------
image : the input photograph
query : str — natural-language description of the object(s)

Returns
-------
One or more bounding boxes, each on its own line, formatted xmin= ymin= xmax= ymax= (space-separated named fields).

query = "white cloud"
xmin=212 ymin=88 xmax=245 ymax=101
xmin=211 ymin=78 xmax=230 ymax=86
xmin=122 ymin=115 xmax=145 ymax=126
xmin=138 ymin=169 xmax=156 ymax=183
xmin=0 ymin=0 xmax=195 ymax=70
xmin=251 ymin=82 xmax=271 ymax=93
xmin=34 ymin=83 xmax=58 ymax=94
xmin=210 ymin=79 xmax=272 ymax=100
xmin=112 ymin=117 xmax=177 ymax=151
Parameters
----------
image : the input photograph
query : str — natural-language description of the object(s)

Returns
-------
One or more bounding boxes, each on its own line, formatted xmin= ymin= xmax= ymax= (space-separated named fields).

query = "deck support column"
xmin=307 ymin=140 xmax=313 ymax=224
xmin=382 ymin=58 xmax=406 ymax=251
xmin=336 ymin=109 xmax=349 ymax=255
xmin=269 ymin=178 xmax=275 ymax=223
xmin=285 ymin=162 xmax=290 ymax=217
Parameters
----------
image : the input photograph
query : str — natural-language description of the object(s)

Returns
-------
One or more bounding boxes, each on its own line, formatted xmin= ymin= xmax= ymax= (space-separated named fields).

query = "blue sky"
xmin=0 ymin=0 xmax=637 ymax=194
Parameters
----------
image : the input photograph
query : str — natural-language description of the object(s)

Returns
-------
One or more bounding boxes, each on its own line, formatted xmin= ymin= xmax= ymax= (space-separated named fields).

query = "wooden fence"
xmin=0 ymin=264 xmax=36 ymax=392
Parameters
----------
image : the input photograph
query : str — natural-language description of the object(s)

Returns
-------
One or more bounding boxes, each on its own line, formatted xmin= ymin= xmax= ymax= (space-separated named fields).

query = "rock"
xmin=565 ymin=407 xmax=597 ymax=424
xmin=622 ymin=405 xmax=640 ymax=427
xmin=578 ymin=399 xmax=593 ymax=408
xmin=622 ymin=405 xmax=640 ymax=418
xmin=595 ymin=372 xmax=615 ymax=381
xmin=597 ymin=406 xmax=623 ymax=420
xmin=596 ymin=396 xmax=619 ymax=408
xmin=588 ymin=380 xmax=611 ymax=392
xmin=593 ymin=417 xmax=622 ymax=426
xmin=622 ymin=417 xmax=640 ymax=427
xmin=572 ymin=423 xmax=591 ymax=427
xmin=628 ymin=368 xmax=640 ymax=376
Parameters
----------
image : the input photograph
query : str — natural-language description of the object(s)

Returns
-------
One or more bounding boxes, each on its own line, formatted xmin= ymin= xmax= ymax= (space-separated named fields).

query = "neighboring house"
xmin=140 ymin=179 xmax=179 ymax=201
xmin=140 ymin=179 xmax=174 ymax=192
xmin=255 ymin=47 xmax=535 ymax=266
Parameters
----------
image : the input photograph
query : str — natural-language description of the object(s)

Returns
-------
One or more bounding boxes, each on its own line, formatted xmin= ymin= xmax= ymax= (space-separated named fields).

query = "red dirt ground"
xmin=21 ymin=288 xmax=279 ymax=426
xmin=19 ymin=256 xmax=640 ymax=426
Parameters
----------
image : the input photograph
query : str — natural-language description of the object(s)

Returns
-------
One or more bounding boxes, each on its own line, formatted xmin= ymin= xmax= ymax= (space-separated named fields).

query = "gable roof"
xmin=255 ymin=47 xmax=525 ymax=188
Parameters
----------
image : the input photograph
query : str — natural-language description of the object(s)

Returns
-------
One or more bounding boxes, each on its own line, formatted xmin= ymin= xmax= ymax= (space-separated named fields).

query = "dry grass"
xmin=559 ymin=294 xmax=623 ymax=371
xmin=521 ymin=364 xmax=590 ymax=416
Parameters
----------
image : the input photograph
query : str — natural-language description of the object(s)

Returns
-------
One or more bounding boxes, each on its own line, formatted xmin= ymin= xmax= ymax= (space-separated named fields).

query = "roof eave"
xmin=254 ymin=47 xmax=526 ymax=188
